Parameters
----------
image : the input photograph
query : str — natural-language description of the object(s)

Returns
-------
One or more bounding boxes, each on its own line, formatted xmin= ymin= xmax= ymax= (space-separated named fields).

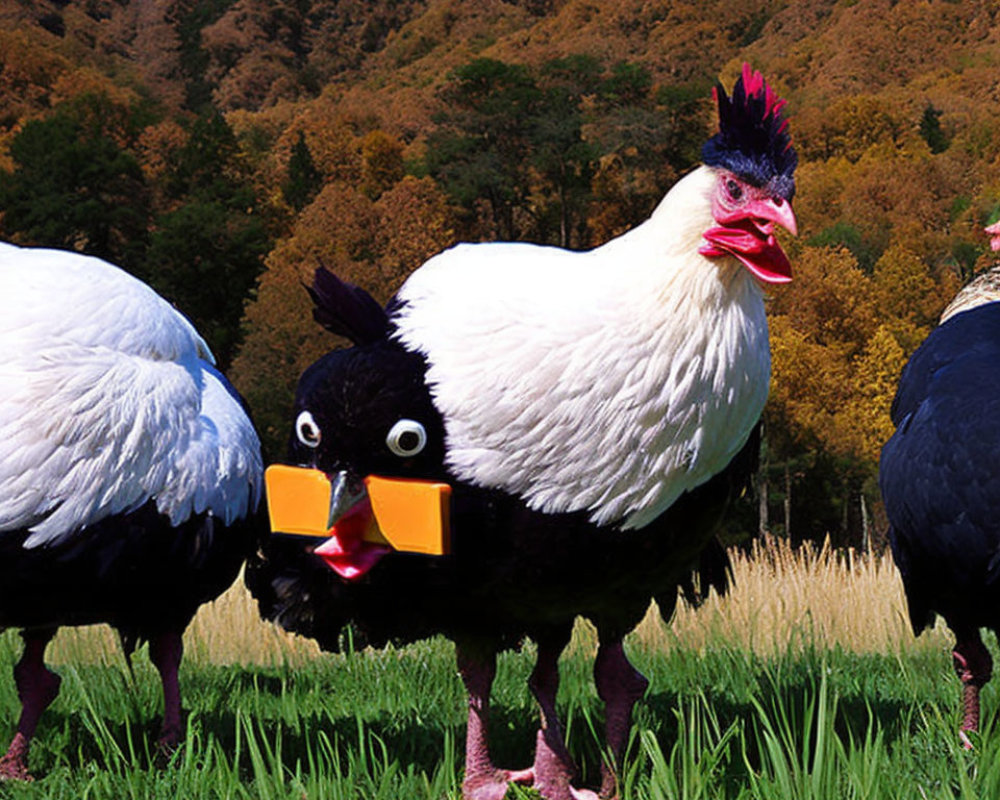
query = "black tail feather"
xmin=307 ymin=267 xmax=388 ymax=346
xmin=652 ymin=539 xmax=733 ymax=624
xmin=680 ymin=536 xmax=732 ymax=608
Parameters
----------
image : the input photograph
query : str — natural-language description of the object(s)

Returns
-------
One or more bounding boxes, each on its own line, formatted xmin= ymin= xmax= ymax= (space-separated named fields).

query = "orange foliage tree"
xmin=765 ymin=242 xmax=959 ymax=547
xmin=231 ymin=177 xmax=458 ymax=453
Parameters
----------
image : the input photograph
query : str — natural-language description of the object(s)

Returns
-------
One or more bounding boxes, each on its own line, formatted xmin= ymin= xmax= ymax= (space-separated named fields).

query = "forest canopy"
xmin=1 ymin=0 xmax=999 ymax=548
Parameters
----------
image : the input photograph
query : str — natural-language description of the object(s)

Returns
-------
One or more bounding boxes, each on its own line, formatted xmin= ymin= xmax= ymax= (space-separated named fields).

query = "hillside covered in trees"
xmin=1 ymin=0 xmax=998 ymax=548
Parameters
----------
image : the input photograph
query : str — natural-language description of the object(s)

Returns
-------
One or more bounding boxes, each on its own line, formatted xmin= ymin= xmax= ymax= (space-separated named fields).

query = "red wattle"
xmin=701 ymin=224 xmax=792 ymax=284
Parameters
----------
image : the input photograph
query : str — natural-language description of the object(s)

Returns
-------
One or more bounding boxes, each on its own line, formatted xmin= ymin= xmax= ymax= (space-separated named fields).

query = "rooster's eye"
xmin=386 ymin=419 xmax=427 ymax=457
xmin=726 ymin=179 xmax=743 ymax=201
xmin=295 ymin=410 xmax=322 ymax=449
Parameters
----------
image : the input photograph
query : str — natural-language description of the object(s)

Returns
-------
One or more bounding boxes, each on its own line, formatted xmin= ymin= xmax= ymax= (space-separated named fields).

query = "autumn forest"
xmin=1 ymin=0 xmax=998 ymax=550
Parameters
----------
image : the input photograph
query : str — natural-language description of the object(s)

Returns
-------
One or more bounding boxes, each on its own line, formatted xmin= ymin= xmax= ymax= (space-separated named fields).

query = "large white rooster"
xmin=250 ymin=63 xmax=797 ymax=799
xmin=0 ymin=243 xmax=263 ymax=779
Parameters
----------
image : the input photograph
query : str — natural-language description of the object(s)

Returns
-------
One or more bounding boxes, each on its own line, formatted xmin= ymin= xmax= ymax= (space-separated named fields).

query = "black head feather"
xmin=307 ymin=267 xmax=388 ymax=346
xmin=702 ymin=63 xmax=797 ymax=200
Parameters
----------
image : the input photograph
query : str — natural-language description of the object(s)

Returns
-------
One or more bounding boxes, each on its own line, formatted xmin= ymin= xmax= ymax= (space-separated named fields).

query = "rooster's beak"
xmin=746 ymin=196 xmax=797 ymax=237
xmin=701 ymin=192 xmax=798 ymax=285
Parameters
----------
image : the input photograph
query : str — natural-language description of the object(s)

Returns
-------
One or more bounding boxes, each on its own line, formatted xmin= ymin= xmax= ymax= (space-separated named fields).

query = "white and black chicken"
xmin=0 ymin=243 xmax=263 ymax=779
xmin=249 ymin=64 xmax=797 ymax=800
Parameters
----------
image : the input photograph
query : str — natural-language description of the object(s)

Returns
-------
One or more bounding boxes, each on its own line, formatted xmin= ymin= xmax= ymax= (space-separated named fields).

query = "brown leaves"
xmin=374 ymin=176 xmax=456 ymax=293
xmin=232 ymin=171 xmax=458 ymax=452
xmin=767 ymin=242 xmax=959 ymax=468
xmin=361 ymin=131 xmax=405 ymax=199
xmin=0 ymin=30 xmax=71 ymax=123
xmin=770 ymin=246 xmax=877 ymax=352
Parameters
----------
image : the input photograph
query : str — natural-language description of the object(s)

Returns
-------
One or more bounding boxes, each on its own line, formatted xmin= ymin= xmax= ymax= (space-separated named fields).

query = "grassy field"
xmin=0 ymin=538 xmax=994 ymax=799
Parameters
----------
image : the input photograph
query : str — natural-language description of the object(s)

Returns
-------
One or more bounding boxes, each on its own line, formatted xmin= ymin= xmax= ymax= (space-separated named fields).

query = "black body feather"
xmin=0 ymin=502 xmax=260 ymax=645
xmin=246 ymin=269 xmax=754 ymax=653
xmin=880 ymin=302 xmax=1000 ymax=635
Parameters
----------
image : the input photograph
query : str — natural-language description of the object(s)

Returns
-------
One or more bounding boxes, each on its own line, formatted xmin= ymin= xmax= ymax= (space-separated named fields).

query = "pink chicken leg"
xmin=457 ymin=640 xmax=533 ymax=799
xmin=528 ymin=627 xmax=600 ymax=800
xmin=953 ymin=629 xmax=993 ymax=749
xmin=0 ymin=630 xmax=61 ymax=781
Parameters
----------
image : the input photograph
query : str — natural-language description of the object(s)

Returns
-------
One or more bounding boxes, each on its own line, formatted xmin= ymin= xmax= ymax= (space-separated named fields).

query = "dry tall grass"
xmin=45 ymin=536 xmax=947 ymax=667
xmin=46 ymin=573 xmax=322 ymax=668
xmin=636 ymin=535 xmax=948 ymax=656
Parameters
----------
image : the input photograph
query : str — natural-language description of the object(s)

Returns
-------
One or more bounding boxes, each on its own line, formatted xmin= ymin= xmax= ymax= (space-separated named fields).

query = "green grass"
xmin=0 ymin=629 xmax=996 ymax=799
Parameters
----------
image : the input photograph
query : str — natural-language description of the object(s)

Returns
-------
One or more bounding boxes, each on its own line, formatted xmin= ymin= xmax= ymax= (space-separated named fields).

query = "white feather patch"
xmin=0 ymin=243 xmax=263 ymax=547
xmin=393 ymin=167 xmax=771 ymax=530
xmin=158 ymin=363 xmax=264 ymax=529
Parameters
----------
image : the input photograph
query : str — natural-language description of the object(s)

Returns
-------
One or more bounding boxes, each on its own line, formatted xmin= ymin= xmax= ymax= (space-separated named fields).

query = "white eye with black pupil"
xmin=386 ymin=419 xmax=427 ymax=457
xmin=295 ymin=410 xmax=322 ymax=448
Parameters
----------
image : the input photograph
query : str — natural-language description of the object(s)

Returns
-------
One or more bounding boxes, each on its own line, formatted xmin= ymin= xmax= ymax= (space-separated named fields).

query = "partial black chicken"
xmin=248 ymin=64 xmax=796 ymax=800
xmin=881 ymin=223 xmax=1000 ymax=746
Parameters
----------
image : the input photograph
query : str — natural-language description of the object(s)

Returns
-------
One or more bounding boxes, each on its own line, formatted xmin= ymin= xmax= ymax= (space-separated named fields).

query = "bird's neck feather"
xmin=605 ymin=166 xmax=719 ymax=259
xmin=596 ymin=165 xmax=760 ymax=325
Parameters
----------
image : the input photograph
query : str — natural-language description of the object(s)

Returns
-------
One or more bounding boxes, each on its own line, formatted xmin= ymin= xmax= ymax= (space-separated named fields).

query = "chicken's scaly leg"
xmin=953 ymin=628 xmax=992 ymax=748
xmin=149 ymin=630 xmax=184 ymax=751
xmin=529 ymin=627 xmax=599 ymax=800
xmin=0 ymin=629 xmax=61 ymax=781
xmin=593 ymin=637 xmax=648 ymax=798
xmin=457 ymin=639 xmax=533 ymax=800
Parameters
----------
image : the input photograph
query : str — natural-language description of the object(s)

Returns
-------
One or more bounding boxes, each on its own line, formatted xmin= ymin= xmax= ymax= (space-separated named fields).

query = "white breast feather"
xmin=393 ymin=167 xmax=770 ymax=530
xmin=0 ymin=243 xmax=263 ymax=547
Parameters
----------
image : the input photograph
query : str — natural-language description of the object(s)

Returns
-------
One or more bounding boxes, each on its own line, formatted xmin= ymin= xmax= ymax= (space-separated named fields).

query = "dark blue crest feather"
xmin=307 ymin=267 xmax=388 ymax=345
xmin=702 ymin=64 xmax=797 ymax=200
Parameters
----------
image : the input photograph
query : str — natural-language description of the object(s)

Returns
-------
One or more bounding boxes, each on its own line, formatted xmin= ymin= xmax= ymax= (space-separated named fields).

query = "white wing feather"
xmin=393 ymin=167 xmax=770 ymax=530
xmin=159 ymin=363 xmax=263 ymax=528
xmin=0 ymin=243 xmax=262 ymax=547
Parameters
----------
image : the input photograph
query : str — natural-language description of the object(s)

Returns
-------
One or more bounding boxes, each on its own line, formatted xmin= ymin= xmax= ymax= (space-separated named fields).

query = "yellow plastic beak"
xmin=364 ymin=474 xmax=451 ymax=555
xmin=265 ymin=464 xmax=335 ymax=538
xmin=264 ymin=465 xmax=451 ymax=555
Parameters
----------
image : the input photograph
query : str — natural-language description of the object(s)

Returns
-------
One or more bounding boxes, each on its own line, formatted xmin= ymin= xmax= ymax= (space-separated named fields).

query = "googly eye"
xmin=386 ymin=419 xmax=427 ymax=457
xmin=295 ymin=410 xmax=322 ymax=449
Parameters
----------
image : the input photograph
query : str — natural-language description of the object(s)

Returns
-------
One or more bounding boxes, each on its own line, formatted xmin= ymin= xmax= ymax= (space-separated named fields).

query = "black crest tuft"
xmin=307 ymin=267 xmax=388 ymax=346
xmin=702 ymin=63 xmax=797 ymax=200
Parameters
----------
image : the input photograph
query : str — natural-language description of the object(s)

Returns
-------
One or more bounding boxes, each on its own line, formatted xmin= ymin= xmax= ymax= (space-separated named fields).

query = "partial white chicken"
xmin=0 ymin=242 xmax=263 ymax=779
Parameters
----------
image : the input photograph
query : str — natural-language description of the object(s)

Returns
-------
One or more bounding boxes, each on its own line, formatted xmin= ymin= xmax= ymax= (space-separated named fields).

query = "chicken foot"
xmin=457 ymin=640 xmax=533 ymax=800
xmin=0 ymin=629 xmax=60 ymax=781
xmin=952 ymin=628 xmax=992 ymax=748
xmin=529 ymin=627 xmax=599 ymax=800
xmin=594 ymin=637 xmax=649 ymax=798
xmin=149 ymin=631 xmax=185 ymax=753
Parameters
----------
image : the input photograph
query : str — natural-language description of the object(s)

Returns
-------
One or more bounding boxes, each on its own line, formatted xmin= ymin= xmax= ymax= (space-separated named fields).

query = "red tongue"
xmin=700 ymin=224 xmax=792 ymax=284
xmin=313 ymin=498 xmax=391 ymax=580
